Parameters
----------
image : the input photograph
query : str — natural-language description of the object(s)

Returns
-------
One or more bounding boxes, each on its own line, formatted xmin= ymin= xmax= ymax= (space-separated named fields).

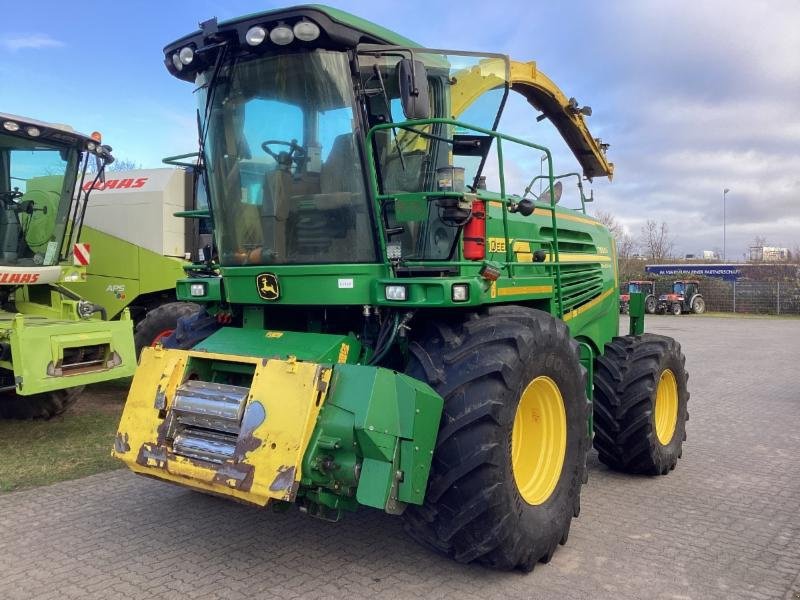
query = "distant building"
xmin=749 ymin=246 xmax=789 ymax=262
xmin=702 ymin=250 xmax=719 ymax=260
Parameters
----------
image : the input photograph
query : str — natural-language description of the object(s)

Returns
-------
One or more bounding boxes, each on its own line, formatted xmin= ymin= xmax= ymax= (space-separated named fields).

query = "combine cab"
xmin=657 ymin=280 xmax=705 ymax=315
xmin=0 ymin=113 xmax=135 ymax=418
xmin=620 ymin=280 xmax=656 ymax=314
xmin=113 ymin=5 xmax=690 ymax=571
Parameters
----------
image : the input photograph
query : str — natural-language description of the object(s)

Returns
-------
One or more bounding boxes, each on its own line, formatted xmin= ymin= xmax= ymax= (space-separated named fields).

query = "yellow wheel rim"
xmin=655 ymin=369 xmax=678 ymax=445
xmin=511 ymin=376 xmax=567 ymax=505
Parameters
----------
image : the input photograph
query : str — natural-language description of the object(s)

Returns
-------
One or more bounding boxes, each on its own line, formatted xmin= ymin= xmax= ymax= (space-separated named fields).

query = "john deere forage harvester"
xmin=0 ymin=114 xmax=136 ymax=417
xmin=113 ymin=6 xmax=689 ymax=571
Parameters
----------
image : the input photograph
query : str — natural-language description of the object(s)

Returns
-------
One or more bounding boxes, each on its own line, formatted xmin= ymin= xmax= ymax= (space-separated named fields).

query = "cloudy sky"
xmin=1 ymin=0 xmax=798 ymax=260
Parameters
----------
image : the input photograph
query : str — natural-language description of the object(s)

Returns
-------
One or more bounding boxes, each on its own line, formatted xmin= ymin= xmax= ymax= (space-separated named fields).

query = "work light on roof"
xmin=86 ymin=141 xmax=97 ymax=151
xmin=269 ymin=23 xmax=294 ymax=45
xmin=293 ymin=20 xmax=320 ymax=42
xmin=178 ymin=47 xmax=194 ymax=66
xmin=245 ymin=26 xmax=267 ymax=46
xmin=171 ymin=53 xmax=183 ymax=71
xmin=3 ymin=121 xmax=20 ymax=132
xmin=26 ymin=126 xmax=40 ymax=137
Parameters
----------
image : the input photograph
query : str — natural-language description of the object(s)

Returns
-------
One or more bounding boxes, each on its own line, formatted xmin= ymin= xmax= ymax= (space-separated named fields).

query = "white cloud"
xmin=1 ymin=33 xmax=64 ymax=51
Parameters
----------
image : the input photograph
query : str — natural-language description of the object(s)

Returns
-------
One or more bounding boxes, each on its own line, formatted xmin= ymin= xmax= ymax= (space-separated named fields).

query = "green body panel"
xmin=193 ymin=327 xmax=361 ymax=364
xmin=300 ymin=363 xmax=442 ymax=513
xmin=0 ymin=309 xmax=135 ymax=395
xmin=64 ymin=226 xmax=188 ymax=320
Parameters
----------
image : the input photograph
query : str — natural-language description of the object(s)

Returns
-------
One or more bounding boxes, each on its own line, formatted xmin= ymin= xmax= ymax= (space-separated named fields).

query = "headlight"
xmin=189 ymin=283 xmax=206 ymax=297
xmin=178 ymin=47 xmax=194 ymax=66
xmin=293 ymin=20 xmax=320 ymax=41
xmin=452 ymin=283 xmax=469 ymax=302
xmin=385 ymin=285 xmax=407 ymax=301
xmin=246 ymin=26 xmax=267 ymax=46
xmin=270 ymin=24 xmax=294 ymax=45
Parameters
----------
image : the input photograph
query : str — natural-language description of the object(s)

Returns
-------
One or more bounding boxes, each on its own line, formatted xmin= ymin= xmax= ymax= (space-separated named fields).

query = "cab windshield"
xmin=200 ymin=50 xmax=375 ymax=266
xmin=628 ymin=283 xmax=641 ymax=293
xmin=0 ymin=133 xmax=78 ymax=266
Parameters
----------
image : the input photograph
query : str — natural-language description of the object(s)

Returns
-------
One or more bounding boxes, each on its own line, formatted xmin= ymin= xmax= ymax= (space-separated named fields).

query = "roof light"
xmin=293 ymin=20 xmax=320 ymax=42
xmin=246 ymin=26 xmax=267 ymax=46
xmin=178 ymin=46 xmax=194 ymax=66
xmin=26 ymin=126 xmax=40 ymax=137
xmin=86 ymin=141 xmax=97 ymax=151
xmin=269 ymin=24 xmax=294 ymax=45
xmin=171 ymin=53 xmax=183 ymax=71
xmin=3 ymin=121 xmax=20 ymax=132
xmin=91 ymin=131 xmax=102 ymax=142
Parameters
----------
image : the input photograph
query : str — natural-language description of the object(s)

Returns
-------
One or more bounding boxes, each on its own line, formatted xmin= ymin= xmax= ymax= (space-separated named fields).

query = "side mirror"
xmin=539 ymin=180 xmax=563 ymax=204
xmin=397 ymin=58 xmax=430 ymax=120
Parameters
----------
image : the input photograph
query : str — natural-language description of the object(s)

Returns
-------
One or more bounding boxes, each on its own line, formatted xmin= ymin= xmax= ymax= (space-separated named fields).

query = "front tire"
xmin=134 ymin=302 xmax=201 ymax=358
xmin=0 ymin=387 xmax=84 ymax=419
xmin=593 ymin=334 xmax=689 ymax=475
xmin=645 ymin=295 xmax=657 ymax=314
xmin=671 ymin=303 xmax=682 ymax=315
xmin=402 ymin=306 xmax=590 ymax=571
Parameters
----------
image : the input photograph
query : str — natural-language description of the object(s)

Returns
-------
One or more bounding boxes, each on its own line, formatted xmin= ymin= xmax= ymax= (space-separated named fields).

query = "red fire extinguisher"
xmin=462 ymin=200 xmax=486 ymax=260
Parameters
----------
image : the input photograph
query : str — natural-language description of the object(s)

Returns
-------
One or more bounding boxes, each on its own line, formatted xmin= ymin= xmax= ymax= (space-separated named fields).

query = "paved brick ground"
xmin=1 ymin=316 xmax=798 ymax=599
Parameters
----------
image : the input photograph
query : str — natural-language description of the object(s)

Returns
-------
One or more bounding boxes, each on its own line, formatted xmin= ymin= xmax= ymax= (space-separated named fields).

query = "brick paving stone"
xmin=0 ymin=315 xmax=798 ymax=599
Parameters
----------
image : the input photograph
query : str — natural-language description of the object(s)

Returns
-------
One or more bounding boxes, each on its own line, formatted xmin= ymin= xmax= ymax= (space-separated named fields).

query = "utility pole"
xmin=723 ymin=188 xmax=730 ymax=261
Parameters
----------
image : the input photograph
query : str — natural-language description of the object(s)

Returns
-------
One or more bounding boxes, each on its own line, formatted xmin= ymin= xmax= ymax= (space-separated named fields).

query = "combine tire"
xmin=593 ymin=334 xmax=689 ymax=475
xmin=692 ymin=297 xmax=706 ymax=314
xmin=0 ymin=386 xmax=84 ymax=419
xmin=134 ymin=302 xmax=201 ymax=358
xmin=671 ymin=303 xmax=682 ymax=316
xmin=645 ymin=296 xmax=657 ymax=314
xmin=403 ymin=306 xmax=589 ymax=571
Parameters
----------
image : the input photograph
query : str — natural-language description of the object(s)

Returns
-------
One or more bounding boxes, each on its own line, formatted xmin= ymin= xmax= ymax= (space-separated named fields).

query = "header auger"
xmin=113 ymin=5 xmax=690 ymax=571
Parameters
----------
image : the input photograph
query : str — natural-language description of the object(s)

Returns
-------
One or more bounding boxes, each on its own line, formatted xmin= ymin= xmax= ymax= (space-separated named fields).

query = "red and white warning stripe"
xmin=73 ymin=243 xmax=91 ymax=266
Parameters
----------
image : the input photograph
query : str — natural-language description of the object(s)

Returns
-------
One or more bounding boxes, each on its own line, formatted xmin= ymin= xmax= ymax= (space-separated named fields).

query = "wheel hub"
xmin=511 ymin=376 xmax=567 ymax=505
xmin=654 ymin=369 xmax=678 ymax=444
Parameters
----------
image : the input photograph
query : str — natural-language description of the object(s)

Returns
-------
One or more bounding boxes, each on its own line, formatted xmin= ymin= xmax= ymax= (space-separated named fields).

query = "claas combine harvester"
xmin=113 ymin=6 xmax=690 ymax=571
xmin=0 ymin=114 xmax=135 ymax=418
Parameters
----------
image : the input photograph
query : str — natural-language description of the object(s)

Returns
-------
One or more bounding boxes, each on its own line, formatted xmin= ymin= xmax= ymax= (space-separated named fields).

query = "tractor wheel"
xmin=671 ymin=303 xmax=682 ymax=316
xmin=593 ymin=334 xmax=689 ymax=475
xmin=0 ymin=386 xmax=84 ymax=419
xmin=692 ymin=296 xmax=706 ymax=314
xmin=134 ymin=302 xmax=201 ymax=358
xmin=645 ymin=295 xmax=657 ymax=314
xmin=402 ymin=306 xmax=590 ymax=571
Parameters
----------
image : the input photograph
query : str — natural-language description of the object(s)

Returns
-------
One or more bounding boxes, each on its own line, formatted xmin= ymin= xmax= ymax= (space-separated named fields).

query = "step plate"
xmin=113 ymin=347 xmax=332 ymax=507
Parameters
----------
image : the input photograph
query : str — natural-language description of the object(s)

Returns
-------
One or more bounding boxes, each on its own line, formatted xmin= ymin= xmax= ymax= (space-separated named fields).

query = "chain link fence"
xmin=648 ymin=279 xmax=800 ymax=315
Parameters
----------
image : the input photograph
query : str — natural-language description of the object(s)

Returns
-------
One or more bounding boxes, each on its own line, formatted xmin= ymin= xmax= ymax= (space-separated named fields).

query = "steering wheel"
xmin=260 ymin=139 xmax=306 ymax=169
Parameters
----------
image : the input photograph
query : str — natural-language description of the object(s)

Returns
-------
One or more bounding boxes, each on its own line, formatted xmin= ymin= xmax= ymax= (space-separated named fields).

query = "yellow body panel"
xmin=113 ymin=347 xmax=331 ymax=506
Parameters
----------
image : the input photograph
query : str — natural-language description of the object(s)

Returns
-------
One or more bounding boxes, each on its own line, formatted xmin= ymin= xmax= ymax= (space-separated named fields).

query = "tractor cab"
xmin=0 ymin=114 xmax=112 ymax=272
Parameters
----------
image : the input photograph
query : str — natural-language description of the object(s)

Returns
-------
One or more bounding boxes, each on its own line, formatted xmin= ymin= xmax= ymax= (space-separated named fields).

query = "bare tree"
xmin=639 ymin=220 xmax=674 ymax=262
xmin=593 ymin=209 xmax=637 ymax=259
xmin=85 ymin=156 xmax=141 ymax=174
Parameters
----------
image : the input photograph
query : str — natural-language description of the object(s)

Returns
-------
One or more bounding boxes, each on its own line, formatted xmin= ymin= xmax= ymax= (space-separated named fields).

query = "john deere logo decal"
xmin=256 ymin=273 xmax=280 ymax=301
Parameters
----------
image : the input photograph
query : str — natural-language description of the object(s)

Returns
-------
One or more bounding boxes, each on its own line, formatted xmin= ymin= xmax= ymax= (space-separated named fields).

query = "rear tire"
xmin=645 ymin=295 xmax=657 ymax=314
xmin=402 ymin=306 xmax=590 ymax=571
xmin=0 ymin=387 xmax=84 ymax=419
xmin=593 ymin=334 xmax=689 ymax=475
xmin=134 ymin=302 xmax=201 ymax=358
xmin=692 ymin=296 xmax=706 ymax=314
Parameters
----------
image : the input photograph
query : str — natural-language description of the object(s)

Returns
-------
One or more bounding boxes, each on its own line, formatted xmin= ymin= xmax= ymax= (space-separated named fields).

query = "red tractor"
xmin=656 ymin=280 xmax=706 ymax=315
xmin=619 ymin=280 xmax=657 ymax=314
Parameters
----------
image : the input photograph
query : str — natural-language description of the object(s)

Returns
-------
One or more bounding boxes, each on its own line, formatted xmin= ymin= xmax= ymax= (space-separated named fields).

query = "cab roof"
xmin=0 ymin=112 xmax=98 ymax=150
